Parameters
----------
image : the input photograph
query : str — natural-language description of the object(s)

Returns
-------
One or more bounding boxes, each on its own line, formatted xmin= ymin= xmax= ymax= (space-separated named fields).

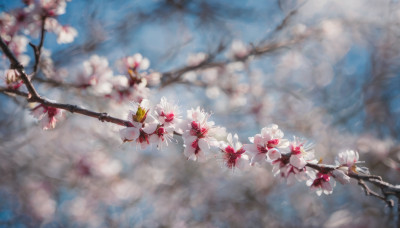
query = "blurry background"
xmin=1 ymin=0 xmax=400 ymax=227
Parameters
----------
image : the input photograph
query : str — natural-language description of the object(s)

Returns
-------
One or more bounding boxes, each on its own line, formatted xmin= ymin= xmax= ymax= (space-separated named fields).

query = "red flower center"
xmin=161 ymin=111 xmax=174 ymax=122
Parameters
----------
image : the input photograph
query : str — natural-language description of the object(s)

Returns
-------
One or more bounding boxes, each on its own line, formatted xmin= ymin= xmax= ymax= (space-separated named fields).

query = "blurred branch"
xmin=29 ymin=15 xmax=47 ymax=80
xmin=161 ymin=35 xmax=308 ymax=88
xmin=306 ymin=162 xmax=400 ymax=207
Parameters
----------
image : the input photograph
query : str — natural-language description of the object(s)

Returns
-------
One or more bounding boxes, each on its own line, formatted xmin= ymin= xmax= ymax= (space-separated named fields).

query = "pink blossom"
xmin=182 ymin=107 xmax=223 ymax=161
xmin=228 ymin=40 xmax=249 ymax=59
xmin=31 ymin=104 xmax=62 ymax=130
xmin=7 ymin=35 xmax=30 ymax=65
xmin=220 ymin=133 xmax=248 ymax=169
xmin=187 ymin=52 xmax=207 ymax=67
xmin=307 ymin=172 xmax=336 ymax=196
xmin=45 ymin=17 xmax=61 ymax=32
xmin=107 ymin=78 xmax=150 ymax=103
xmin=269 ymin=151 xmax=309 ymax=185
xmin=335 ymin=150 xmax=359 ymax=168
xmin=117 ymin=54 xmax=150 ymax=73
xmin=288 ymin=139 xmax=315 ymax=169
xmin=155 ymin=97 xmax=182 ymax=131
xmin=55 ymin=25 xmax=77 ymax=44
xmin=243 ymin=124 xmax=289 ymax=165
xmin=40 ymin=0 xmax=68 ymax=16
xmin=143 ymin=72 xmax=162 ymax=86
xmin=77 ymin=55 xmax=113 ymax=95
xmin=119 ymin=99 xmax=159 ymax=149
xmin=0 ymin=12 xmax=15 ymax=38
xmin=266 ymin=139 xmax=315 ymax=184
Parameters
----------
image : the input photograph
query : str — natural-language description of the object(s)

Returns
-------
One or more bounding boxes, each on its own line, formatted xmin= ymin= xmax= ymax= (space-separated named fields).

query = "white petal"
xmin=140 ymin=58 xmax=150 ymax=70
xmin=290 ymin=155 xmax=307 ymax=169
xmin=267 ymin=149 xmax=281 ymax=161
xmin=243 ymin=144 xmax=258 ymax=155
xmin=119 ymin=127 xmax=140 ymax=141
xmin=250 ymin=153 xmax=265 ymax=166
xmin=142 ymin=122 xmax=158 ymax=134
xmin=332 ymin=170 xmax=350 ymax=185
xmin=198 ymin=138 xmax=210 ymax=154
xmin=227 ymin=133 xmax=233 ymax=145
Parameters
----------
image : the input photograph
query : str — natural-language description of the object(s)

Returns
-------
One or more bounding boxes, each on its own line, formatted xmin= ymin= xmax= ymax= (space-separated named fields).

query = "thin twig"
xmin=306 ymin=162 xmax=400 ymax=207
xmin=29 ymin=16 xmax=47 ymax=80
xmin=160 ymin=35 xmax=309 ymax=88
xmin=357 ymin=179 xmax=394 ymax=207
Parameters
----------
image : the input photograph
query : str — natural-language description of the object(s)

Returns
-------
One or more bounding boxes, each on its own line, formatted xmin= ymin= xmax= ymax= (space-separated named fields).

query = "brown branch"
xmin=0 ymin=36 xmax=132 ymax=127
xmin=34 ymin=77 xmax=81 ymax=88
xmin=357 ymin=179 xmax=394 ymax=207
xmin=29 ymin=16 xmax=47 ymax=80
xmin=306 ymin=162 xmax=400 ymax=207
xmin=0 ymin=36 xmax=40 ymax=99
xmin=2 ymin=30 xmax=399 ymax=212
xmin=160 ymin=36 xmax=308 ymax=88
xmin=0 ymin=87 xmax=131 ymax=127
xmin=0 ymin=87 xmax=29 ymax=97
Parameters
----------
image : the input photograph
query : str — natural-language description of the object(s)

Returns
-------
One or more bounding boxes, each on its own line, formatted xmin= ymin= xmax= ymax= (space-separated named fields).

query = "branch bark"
xmin=29 ymin=15 xmax=47 ymax=79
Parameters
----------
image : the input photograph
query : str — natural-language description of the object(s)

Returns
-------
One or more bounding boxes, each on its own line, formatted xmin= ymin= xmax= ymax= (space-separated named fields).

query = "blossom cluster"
xmin=1 ymin=1 xmax=368 ymax=197
xmin=73 ymin=54 xmax=161 ymax=103
xmin=114 ymin=97 xmax=367 ymax=196
xmin=0 ymin=0 xmax=77 ymax=64
xmin=31 ymin=103 xmax=63 ymax=130
xmin=27 ymin=95 xmax=367 ymax=196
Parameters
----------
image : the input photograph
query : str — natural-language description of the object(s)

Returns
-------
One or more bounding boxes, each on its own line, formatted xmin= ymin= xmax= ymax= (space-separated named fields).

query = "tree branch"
xmin=306 ymin=162 xmax=400 ymax=207
xmin=0 ymin=86 xmax=131 ymax=127
xmin=29 ymin=16 xmax=47 ymax=80
xmin=0 ymin=36 xmax=131 ymax=127
xmin=0 ymin=37 xmax=41 ymax=99
xmin=160 ymin=35 xmax=309 ymax=88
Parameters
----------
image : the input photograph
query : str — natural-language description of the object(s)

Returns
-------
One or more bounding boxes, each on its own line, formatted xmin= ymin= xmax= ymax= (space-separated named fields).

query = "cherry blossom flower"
xmin=335 ymin=150 xmax=369 ymax=174
xmin=182 ymin=107 xmax=224 ymax=161
xmin=155 ymin=97 xmax=183 ymax=131
xmin=143 ymin=72 xmax=162 ymax=86
xmin=40 ymin=0 xmax=68 ymax=16
xmin=77 ymin=55 xmax=113 ymax=95
xmin=117 ymin=54 xmax=150 ymax=73
xmin=45 ymin=17 xmax=61 ymax=32
xmin=288 ymin=139 xmax=315 ymax=169
xmin=119 ymin=99 xmax=159 ymax=149
xmin=268 ymin=151 xmax=307 ymax=185
xmin=55 ymin=25 xmax=77 ymax=44
xmin=187 ymin=52 xmax=208 ymax=67
xmin=0 ymin=12 xmax=15 ymax=39
xmin=228 ymin=40 xmax=249 ymax=59
xmin=7 ymin=35 xmax=30 ymax=65
xmin=307 ymin=171 xmax=336 ymax=196
xmin=220 ymin=133 xmax=248 ymax=169
xmin=335 ymin=150 xmax=359 ymax=168
xmin=31 ymin=104 xmax=62 ymax=130
xmin=243 ymin=124 xmax=289 ymax=165
xmin=266 ymin=139 xmax=316 ymax=184
xmin=107 ymin=77 xmax=150 ymax=103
